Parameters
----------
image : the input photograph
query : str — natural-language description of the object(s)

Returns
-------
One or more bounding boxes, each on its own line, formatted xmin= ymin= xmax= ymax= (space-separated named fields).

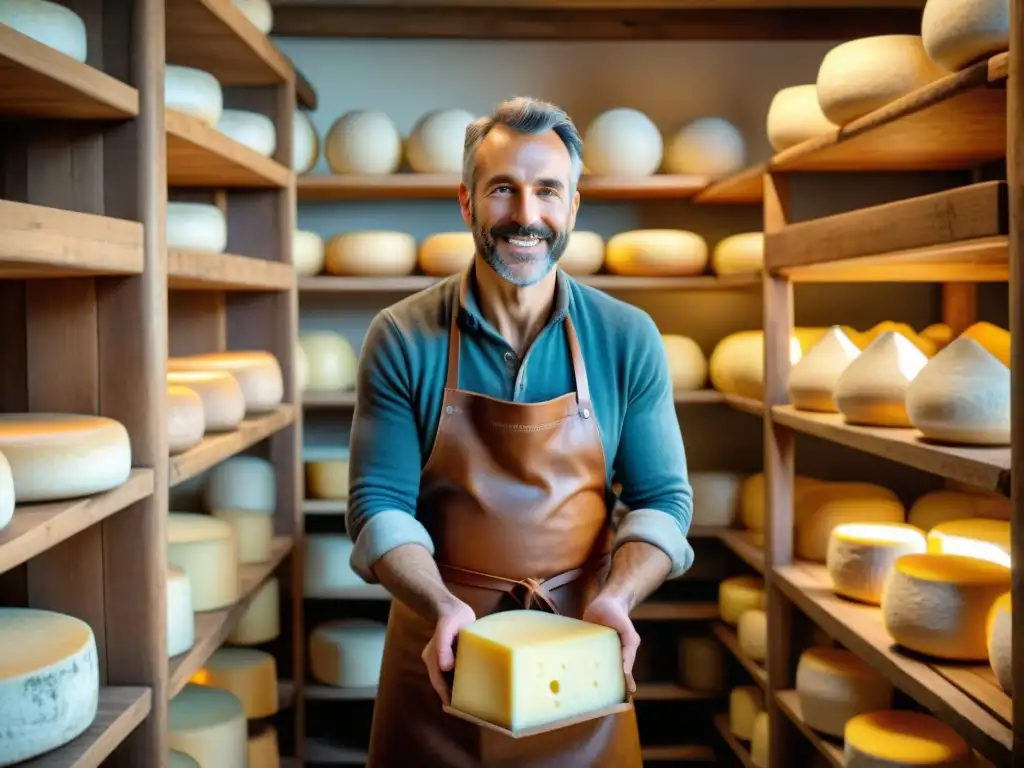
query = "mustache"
xmin=489 ymin=222 xmax=554 ymax=239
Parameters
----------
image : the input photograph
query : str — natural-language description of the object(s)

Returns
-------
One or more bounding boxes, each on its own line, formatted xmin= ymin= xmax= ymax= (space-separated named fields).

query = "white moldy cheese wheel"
xmin=0 ymin=413 xmax=132 ymax=503
xmin=248 ymin=724 xmax=280 ymax=768
xmin=795 ymin=647 xmax=893 ymax=738
xmin=834 ymin=331 xmax=929 ymax=427
xmin=582 ymin=108 xmax=663 ymax=177
xmin=766 ymin=84 xmax=838 ymax=151
xmin=719 ymin=575 xmax=765 ymax=625
xmin=788 ymin=326 xmax=862 ymax=413
xmin=203 ymin=455 xmax=276 ymax=514
xmin=796 ymin=484 xmax=904 ymax=563
xmin=212 ymin=508 xmax=272 ymax=564
xmin=228 ymin=577 xmax=280 ymax=646
xmin=0 ymin=450 xmax=14 ymax=532
xmin=689 ymin=472 xmax=743 ymax=527
xmin=165 ymin=65 xmax=223 ymax=126
xmin=843 ymin=710 xmax=970 ymax=767
xmin=0 ymin=0 xmax=87 ymax=62
xmin=192 ymin=648 xmax=278 ymax=719
xmin=908 ymin=488 xmax=1009 ymax=530
xmin=986 ymin=592 xmax=1012 ymax=693
xmin=325 ymin=110 xmax=402 ymax=174
xmin=215 ymin=109 xmax=277 ymax=157
xmin=325 ymin=230 xmax=417 ymax=276
xmin=737 ymin=609 xmax=767 ymax=662
xmin=921 ymin=0 xmax=1009 ymax=71
xmin=167 ymin=371 xmax=246 ymax=432
xmin=167 ymin=566 xmax=196 ymax=658
xmin=826 ymin=523 xmax=927 ymax=605
xmin=305 ymin=534 xmax=361 ymax=596
xmin=299 ymin=332 xmax=358 ymax=391
xmin=306 ymin=455 xmax=350 ymax=499
xmin=881 ymin=553 xmax=1011 ymax=660
xmin=168 ymin=512 xmax=240 ymax=611
xmin=605 ymin=230 xmax=707 ymax=277
xmin=406 ymin=108 xmax=476 ymax=173
xmin=169 ymin=351 xmax=283 ymax=414
xmin=750 ymin=711 xmax=769 ymax=768
xmin=663 ymin=117 xmax=746 ymax=178
xmin=231 ymin=0 xmax=272 ymax=34
xmin=168 ymin=385 xmax=205 ymax=455
xmin=816 ymin=35 xmax=949 ymax=125
xmin=729 ymin=685 xmax=763 ymax=741
xmin=169 ymin=684 xmax=247 ymax=767
xmin=293 ymin=110 xmax=319 ymax=174
xmin=678 ymin=635 xmax=726 ymax=693
xmin=166 ymin=202 xmax=227 ymax=253
xmin=712 ymin=232 xmax=763 ymax=275
xmin=0 ymin=608 xmax=100 ymax=765
xmin=418 ymin=231 xmax=475 ymax=276
xmin=926 ymin=518 xmax=1010 ymax=567
xmin=559 ymin=231 xmax=604 ymax=275
xmin=310 ymin=619 xmax=387 ymax=687
xmin=662 ymin=334 xmax=708 ymax=392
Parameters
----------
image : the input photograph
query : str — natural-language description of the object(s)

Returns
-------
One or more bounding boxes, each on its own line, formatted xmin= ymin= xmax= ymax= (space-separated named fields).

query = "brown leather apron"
xmin=365 ymin=272 xmax=643 ymax=767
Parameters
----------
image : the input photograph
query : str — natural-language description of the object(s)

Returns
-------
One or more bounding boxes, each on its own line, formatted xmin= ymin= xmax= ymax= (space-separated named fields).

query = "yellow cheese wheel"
xmin=664 ymin=117 xmax=746 ymax=178
xmin=168 ymin=352 xmax=283 ymax=414
xmin=908 ymin=489 xmax=1009 ymax=530
xmin=167 ymin=513 xmax=240 ymax=612
xmin=167 ymin=385 xmax=205 ymax=455
xmin=719 ymin=575 xmax=764 ymax=625
xmin=299 ymin=331 xmax=357 ymax=392
xmin=306 ymin=458 xmax=350 ymax=499
xmin=559 ymin=231 xmax=604 ymax=275
xmin=826 ymin=522 xmax=927 ymax=604
xmin=921 ymin=0 xmax=1010 ymax=71
xmin=737 ymin=609 xmax=766 ymax=662
xmin=739 ymin=472 xmax=823 ymax=532
xmin=211 ymin=508 xmax=273 ymax=565
xmin=853 ymin=321 xmax=937 ymax=357
xmin=844 ymin=710 xmax=970 ymax=767
xmin=920 ymin=322 xmax=953 ymax=349
xmin=191 ymin=648 xmax=278 ymax=719
xmin=166 ymin=371 xmax=245 ymax=432
xmin=582 ymin=108 xmax=663 ymax=177
xmin=661 ymin=334 xmax=707 ymax=392
xmin=926 ymin=518 xmax=1010 ymax=567
xmin=729 ymin=685 xmax=764 ymax=741
xmin=418 ymin=231 xmax=474 ymax=276
xmin=325 ymin=231 xmax=417 ymax=276
xmin=796 ymin=647 xmax=892 ymax=738
xmin=750 ymin=711 xmax=769 ymax=767
xmin=604 ymin=230 xmax=708 ymax=277
xmin=765 ymin=84 xmax=837 ymax=151
xmin=228 ymin=577 xmax=280 ymax=646
xmin=324 ymin=110 xmax=402 ymax=174
xmin=248 ymin=723 xmax=280 ymax=768
xmin=960 ymin=321 xmax=1010 ymax=367
xmin=986 ymin=591 xmax=1012 ymax=694
xmin=834 ymin=331 xmax=929 ymax=427
xmin=711 ymin=232 xmax=763 ymax=275
xmin=293 ymin=230 xmax=324 ymax=276
xmin=168 ymin=684 xmax=247 ymax=766
xmin=709 ymin=328 xmax=828 ymax=400
xmin=796 ymin=482 xmax=902 ymax=562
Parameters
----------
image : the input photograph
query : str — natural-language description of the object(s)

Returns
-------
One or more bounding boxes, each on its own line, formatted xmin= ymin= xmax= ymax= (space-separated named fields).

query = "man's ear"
xmin=458 ymin=183 xmax=472 ymax=228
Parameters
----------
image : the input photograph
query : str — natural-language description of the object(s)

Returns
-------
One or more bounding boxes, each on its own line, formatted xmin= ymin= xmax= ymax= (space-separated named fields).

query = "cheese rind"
xmin=418 ymin=231 xmax=475 ymax=276
xmin=168 ymin=351 xmax=283 ymax=414
xmin=304 ymin=534 xmax=361 ymax=595
xmin=165 ymin=65 xmax=223 ymax=126
xmin=212 ymin=508 xmax=272 ymax=564
xmin=215 ymin=109 xmax=277 ymax=157
xmin=921 ymin=0 xmax=1009 ymax=71
xmin=309 ymin=619 xmax=387 ymax=688
xmin=169 ymin=684 xmax=248 ymax=767
xmin=203 ymin=455 xmax=276 ymax=514
xmin=167 ymin=566 xmax=196 ymax=658
xmin=826 ymin=522 xmax=927 ymax=604
xmin=192 ymin=648 xmax=278 ymax=719
xmin=167 ymin=512 xmax=240 ymax=611
xmin=228 ymin=577 xmax=280 ymax=646
xmin=299 ymin=332 xmax=358 ymax=392
xmin=737 ymin=609 xmax=767 ymax=662
xmin=605 ymin=229 xmax=707 ymax=277
xmin=788 ymin=326 xmax=862 ymax=413
xmin=166 ymin=371 xmax=246 ymax=432
xmin=664 ymin=117 xmax=746 ymax=178
xmin=712 ymin=232 xmax=763 ymax=275
xmin=0 ymin=449 xmax=13 ymax=533
xmin=167 ymin=202 xmax=228 ymax=253
xmin=729 ymin=685 xmax=764 ymax=741
xmin=662 ymin=335 xmax=708 ymax=393
xmin=168 ymin=385 xmax=205 ymax=455
xmin=766 ymin=84 xmax=837 ymax=151
xmin=324 ymin=111 xmax=402 ymax=174
xmin=798 ymin=487 xmax=905 ymax=563
xmin=325 ymin=231 xmax=417 ymax=276
xmin=719 ymin=575 xmax=765 ymax=625
xmin=795 ymin=647 xmax=893 ymax=737
xmin=835 ymin=331 xmax=929 ymax=427
xmin=986 ymin=591 xmax=1012 ymax=694
xmin=908 ymin=488 xmax=1010 ymax=530
xmin=406 ymin=109 xmax=477 ymax=173
xmin=844 ymin=709 xmax=970 ymax=767
xmin=582 ymin=108 xmax=663 ymax=177
xmin=0 ymin=0 xmax=87 ymax=62
xmin=306 ymin=458 xmax=350 ymax=499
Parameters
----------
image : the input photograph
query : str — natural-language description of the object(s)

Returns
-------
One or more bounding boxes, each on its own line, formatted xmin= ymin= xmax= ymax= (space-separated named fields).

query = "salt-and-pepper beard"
xmin=471 ymin=207 xmax=570 ymax=287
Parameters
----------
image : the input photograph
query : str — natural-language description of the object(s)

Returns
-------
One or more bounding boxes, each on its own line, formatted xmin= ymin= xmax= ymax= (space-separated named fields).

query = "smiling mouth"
xmin=502 ymin=236 xmax=543 ymax=248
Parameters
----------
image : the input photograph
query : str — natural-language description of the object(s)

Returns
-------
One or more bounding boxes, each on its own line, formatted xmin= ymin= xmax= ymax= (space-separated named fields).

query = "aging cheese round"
xmin=305 ymin=534 xmax=361 ymax=595
xmin=203 ymin=455 xmax=276 ymax=514
xmin=306 ymin=455 xmax=350 ymax=499
xmin=605 ymin=229 xmax=707 ymax=277
xmin=293 ymin=230 xmax=324 ymax=276
xmin=689 ymin=471 xmax=743 ymax=527
xmin=296 ymin=343 xmax=308 ymax=392
xmin=166 ymin=202 xmax=228 ymax=253
xmin=248 ymin=723 xmax=280 ymax=768
xmin=299 ymin=332 xmax=358 ymax=392
xmin=166 ymin=371 xmax=246 ymax=432
xmin=293 ymin=110 xmax=319 ymax=174
xmin=325 ymin=231 xmax=417 ymax=276
xmin=881 ymin=553 xmax=1011 ymax=660
xmin=0 ymin=413 xmax=132 ymax=503
xmin=719 ymin=575 xmax=765 ymax=625
xmin=908 ymin=489 xmax=1009 ymax=530
xmin=215 ymin=109 xmax=277 ymax=157
xmin=170 ymin=750 xmax=200 ymax=767
xmin=168 ymin=351 xmax=284 ymax=414
xmin=0 ymin=0 xmax=87 ymax=62
xmin=310 ymin=619 xmax=387 ymax=687
xmin=167 ymin=566 xmax=196 ymax=658
xmin=712 ymin=232 xmax=763 ymax=275
xmin=787 ymin=326 xmax=861 ymax=413
xmin=737 ymin=609 xmax=767 ymax=662
xmin=740 ymin=473 xmax=822 ymax=532
xmin=986 ymin=591 xmax=1012 ymax=694
xmin=324 ymin=110 xmax=402 ymax=174
xmin=844 ymin=710 xmax=970 ymax=767
xmin=795 ymin=647 xmax=893 ymax=737
xmin=406 ymin=108 xmax=476 ymax=173
xmin=231 ymin=0 xmax=272 ymax=34
xmin=750 ymin=711 xmax=769 ymax=768
xmin=212 ymin=508 xmax=272 ymax=564
xmin=0 ymin=450 xmax=14 ymax=533
xmin=826 ymin=522 xmax=927 ymax=604
xmin=766 ymin=84 xmax=837 ymax=151
xmin=582 ymin=108 xmax=663 ymax=177
xmin=677 ymin=635 xmax=726 ymax=694
xmin=926 ymin=518 xmax=1010 ymax=567
xmin=228 ymin=577 xmax=280 ymax=646
xmin=167 ymin=512 xmax=240 ymax=611
xmin=728 ymin=685 xmax=763 ymax=741
xmin=834 ymin=331 xmax=929 ymax=427
xmin=192 ymin=648 xmax=278 ymax=719
xmin=709 ymin=330 xmax=803 ymax=401
xmin=168 ymin=385 xmax=205 ymax=455
xmin=559 ymin=231 xmax=604 ymax=275
xmin=661 ymin=334 xmax=708 ymax=392
xmin=418 ymin=231 xmax=475 ymax=276
xmin=796 ymin=483 xmax=904 ymax=563
xmin=961 ymin=321 xmax=1010 ymax=367
xmin=169 ymin=684 xmax=247 ymax=767
xmin=165 ymin=65 xmax=223 ymax=126
xmin=921 ymin=0 xmax=1009 ymax=71
xmin=0 ymin=608 xmax=99 ymax=765
xmin=663 ymin=117 xmax=746 ymax=178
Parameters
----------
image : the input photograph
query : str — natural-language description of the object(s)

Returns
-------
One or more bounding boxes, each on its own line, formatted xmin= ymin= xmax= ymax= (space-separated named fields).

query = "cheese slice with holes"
xmin=169 ymin=684 xmax=247 ymax=767
xmin=796 ymin=647 xmax=893 ymax=737
xmin=844 ymin=709 xmax=970 ymax=767
xmin=191 ymin=648 xmax=278 ymax=719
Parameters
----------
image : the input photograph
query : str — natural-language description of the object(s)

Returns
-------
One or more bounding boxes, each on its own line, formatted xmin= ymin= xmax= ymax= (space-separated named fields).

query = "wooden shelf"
xmin=168 ymin=536 xmax=294 ymax=697
xmin=631 ymin=601 xmax=718 ymax=621
xmin=167 ymin=249 xmax=294 ymax=291
xmin=712 ymin=622 xmax=768 ymax=689
xmin=306 ymin=739 xmax=367 ymax=765
xmin=717 ymin=528 xmax=765 ymax=573
xmin=693 ymin=164 xmax=765 ymax=205
xmin=641 ymin=744 xmax=718 ymax=761
xmin=634 ymin=682 xmax=715 ymax=701
xmin=713 ymin=714 xmax=757 ymax=768
xmin=305 ymin=684 xmax=378 ymax=700
xmin=0 ymin=25 xmax=138 ymax=119
xmin=771 ymin=405 xmax=1011 ymax=495
xmin=303 ymin=498 xmax=348 ymax=515
xmin=775 ymin=690 xmax=845 ymax=768
xmin=306 ymin=584 xmax=391 ymax=600
xmin=723 ymin=394 xmax=764 ymax=416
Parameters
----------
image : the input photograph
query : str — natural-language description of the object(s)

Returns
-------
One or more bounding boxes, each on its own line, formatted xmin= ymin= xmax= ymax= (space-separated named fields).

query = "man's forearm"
xmin=373 ymin=543 xmax=462 ymax=623
xmin=596 ymin=541 xmax=673 ymax=613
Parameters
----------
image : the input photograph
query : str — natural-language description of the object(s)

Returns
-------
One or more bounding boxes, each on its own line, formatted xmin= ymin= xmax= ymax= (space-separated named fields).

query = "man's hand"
xmin=582 ymin=594 xmax=639 ymax=695
xmin=422 ymin=598 xmax=477 ymax=705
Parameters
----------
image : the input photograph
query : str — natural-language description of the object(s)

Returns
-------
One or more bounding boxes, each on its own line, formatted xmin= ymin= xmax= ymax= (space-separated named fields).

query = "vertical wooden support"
xmin=941 ymin=283 xmax=978 ymax=335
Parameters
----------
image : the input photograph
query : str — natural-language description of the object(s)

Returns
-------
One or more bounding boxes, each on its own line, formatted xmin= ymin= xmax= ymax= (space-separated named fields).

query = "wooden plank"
xmin=305 ymin=684 xmax=378 ymax=700
xmin=293 ymin=65 xmax=318 ymax=110
xmin=302 ymin=498 xmax=347 ymax=515
xmin=631 ymin=601 xmax=718 ymax=620
xmin=307 ymin=584 xmax=391 ymax=600
xmin=717 ymin=528 xmax=765 ymax=573
xmin=713 ymin=714 xmax=757 ymax=768
xmin=712 ymin=622 xmax=768 ymax=689
xmin=724 ymin=394 xmax=764 ymax=416
xmin=167 ymin=249 xmax=294 ymax=291
xmin=934 ymin=665 xmax=1013 ymax=727
xmin=775 ymin=691 xmax=845 ymax=767
xmin=693 ymin=164 xmax=766 ymax=204
xmin=640 ymin=744 xmax=717 ymax=761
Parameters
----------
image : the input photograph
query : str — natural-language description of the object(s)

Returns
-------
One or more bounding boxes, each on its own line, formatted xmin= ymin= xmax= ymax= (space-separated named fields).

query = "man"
xmin=346 ymin=96 xmax=694 ymax=767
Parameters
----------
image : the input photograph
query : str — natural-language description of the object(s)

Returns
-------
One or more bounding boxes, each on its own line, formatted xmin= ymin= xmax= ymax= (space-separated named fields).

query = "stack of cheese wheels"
xmin=882 ymin=553 xmax=1011 ymax=660
xmin=663 ymin=117 xmax=746 ymax=178
xmin=294 ymin=230 xmax=325 ymax=276
xmin=298 ymin=332 xmax=358 ymax=391
xmin=167 ymin=370 xmax=246 ymax=432
xmin=309 ymin=619 xmax=388 ymax=687
xmin=165 ymin=65 xmax=223 ymax=126
xmin=688 ymin=471 xmax=744 ymax=527
xmin=248 ymin=724 xmax=280 ymax=768
xmin=765 ymin=84 xmax=837 ymax=151
xmin=826 ymin=522 xmax=927 ymax=604
xmin=816 ymin=35 xmax=948 ymax=125
xmin=168 ymin=512 xmax=240 ymax=612
xmin=215 ymin=109 xmax=277 ymax=157
xmin=167 ymin=566 xmax=196 ymax=657
xmin=921 ymin=0 xmax=1010 ymax=71
xmin=0 ymin=0 xmax=88 ymax=61
xmin=739 ymin=473 xmax=823 ymax=545
xmin=834 ymin=331 xmax=929 ymax=427
xmin=293 ymin=110 xmax=320 ymax=174
xmin=406 ymin=108 xmax=477 ymax=173
xmin=168 ymin=384 xmax=206 ymax=455
xmin=325 ymin=231 xmax=417 ymax=276
xmin=228 ymin=577 xmax=280 ymax=646
xmin=192 ymin=648 xmax=278 ymax=720
xmin=796 ymin=481 xmax=904 ymax=563
xmin=0 ymin=450 xmax=14 ymax=533
xmin=662 ymin=334 xmax=708 ymax=392
xmin=749 ymin=711 xmax=769 ymax=767
xmin=232 ymin=0 xmax=273 ymax=33
xmin=605 ymin=230 xmax=707 ymax=276
xmin=305 ymin=534 xmax=362 ymax=596
xmin=169 ymin=684 xmax=247 ymax=766
xmin=853 ymin=321 xmax=938 ymax=357
xmin=418 ymin=232 xmax=474 ymax=276
xmin=719 ymin=575 xmax=765 ymax=625
xmin=729 ymin=685 xmax=764 ymax=741
xmin=582 ymin=108 xmax=663 ymax=177
xmin=677 ymin=635 xmax=726 ymax=693
xmin=0 ymin=608 xmax=100 ymax=764
xmin=787 ymin=326 xmax=862 ymax=412
xmin=167 ymin=202 xmax=228 ymax=253
xmin=737 ymin=608 xmax=767 ymax=662
xmin=0 ymin=413 xmax=132 ymax=502
xmin=559 ymin=231 xmax=604 ymax=275
xmin=986 ymin=592 xmax=1012 ymax=693
xmin=907 ymin=488 xmax=1010 ymax=530
xmin=203 ymin=455 xmax=276 ymax=513
xmin=843 ymin=710 xmax=969 ymax=767
xmin=925 ymin=518 xmax=1010 ymax=567
xmin=305 ymin=448 xmax=350 ymax=499
xmin=168 ymin=351 xmax=284 ymax=415
xmin=795 ymin=647 xmax=893 ymax=737
xmin=712 ymin=232 xmax=763 ymax=275
xmin=325 ymin=110 xmax=403 ymax=174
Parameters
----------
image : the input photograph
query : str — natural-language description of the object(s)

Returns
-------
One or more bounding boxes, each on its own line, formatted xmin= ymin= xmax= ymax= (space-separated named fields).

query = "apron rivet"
xmin=446 ymin=405 xmax=453 ymax=414
xmin=582 ymin=408 xmax=590 ymax=418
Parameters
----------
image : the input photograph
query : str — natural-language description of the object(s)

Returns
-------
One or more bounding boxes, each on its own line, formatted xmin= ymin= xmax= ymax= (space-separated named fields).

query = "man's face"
xmin=459 ymin=125 xmax=580 ymax=287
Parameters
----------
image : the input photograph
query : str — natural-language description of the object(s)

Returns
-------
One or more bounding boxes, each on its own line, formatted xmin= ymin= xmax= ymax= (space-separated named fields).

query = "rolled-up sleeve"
xmin=345 ymin=310 xmax=435 ymax=583
xmin=611 ymin=314 xmax=695 ymax=579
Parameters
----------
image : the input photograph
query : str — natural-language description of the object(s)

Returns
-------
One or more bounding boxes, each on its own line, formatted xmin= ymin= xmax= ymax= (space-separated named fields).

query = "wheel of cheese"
xmin=605 ymin=230 xmax=707 ymax=277
xmin=299 ymin=332 xmax=358 ymax=391
xmin=168 ymin=385 xmax=205 ymax=455
xmin=797 ymin=487 xmax=905 ymax=563
xmin=708 ymin=330 xmax=805 ymax=401
xmin=787 ymin=326 xmax=861 ymax=413
xmin=906 ymin=337 xmax=1010 ymax=445
xmin=169 ymin=684 xmax=247 ymax=767
xmin=816 ymin=36 xmax=949 ymax=125
xmin=663 ymin=117 xmax=746 ymax=178
xmin=305 ymin=534 xmax=361 ymax=595
xmin=986 ymin=592 xmax=1012 ymax=693
xmin=0 ymin=450 xmax=14 ymax=533
xmin=215 ymin=109 xmax=276 ymax=157
xmin=737 ymin=609 xmax=767 ymax=662
xmin=795 ymin=647 xmax=893 ymax=738
xmin=167 ymin=566 xmax=196 ymax=658
xmin=728 ymin=685 xmax=763 ymax=741
xmin=661 ymin=334 xmax=707 ymax=392
xmin=559 ymin=231 xmax=604 ymax=275
xmin=921 ymin=0 xmax=1009 ymax=71
xmin=170 ymin=750 xmax=200 ymax=768
xmin=719 ymin=575 xmax=765 ymax=625
xmin=739 ymin=472 xmax=823 ymax=532
xmin=712 ymin=232 xmax=763 ymax=275
xmin=0 ymin=608 xmax=99 ymax=765
xmin=212 ymin=508 xmax=272 ymax=564
xmin=406 ymin=108 xmax=476 ymax=173
xmin=293 ymin=230 xmax=324 ymax=276
xmin=166 ymin=202 xmax=228 ymax=253
xmin=203 ymin=456 xmax=276 ymax=514
xmin=0 ymin=0 xmax=87 ymax=62
xmin=165 ymin=65 xmax=223 ymax=126
xmin=231 ymin=0 xmax=272 ymax=34
xmin=677 ymin=635 xmax=726 ymax=693
xmin=193 ymin=648 xmax=277 ymax=719
xmin=750 ymin=711 xmax=769 ymax=767
xmin=920 ymin=322 xmax=953 ymax=349
xmin=325 ymin=230 xmax=417 ymax=276
xmin=248 ymin=724 xmax=280 ymax=768
xmin=166 ymin=371 xmax=246 ymax=432
xmin=324 ymin=110 xmax=402 ymax=174
xmin=826 ymin=523 xmax=927 ymax=604
xmin=834 ymin=331 xmax=929 ymax=427
xmin=296 ymin=341 xmax=308 ymax=393
xmin=0 ymin=414 xmax=132 ymax=503
xmin=293 ymin=110 xmax=319 ymax=174
xmin=881 ymin=553 xmax=1010 ymax=660
xmin=844 ymin=710 xmax=970 ymax=767
xmin=309 ymin=619 xmax=387 ymax=687
xmin=852 ymin=321 xmax=937 ymax=357
xmin=908 ymin=489 xmax=1010 ymax=530
xmin=418 ymin=231 xmax=475 ymax=276
xmin=926 ymin=518 xmax=1010 ymax=567
xmin=689 ymin=472 xmax=742 ymax=527
xmin=766 ymin=84 xmax=838 ymax=151
xmin=582 ymin=108 xmax=663 ymax=177
xmin=228 ymin=577 xmax=280 ymax=646
xmin=168 ymin=351 xmax=283 ymax=414
xmin=306 ymin=455 xmax=350 ymax=499
xmin=167 ymin=512 xmax=240 ymax=611
xmin=960 ymin=321 xmax=1010 ymax=366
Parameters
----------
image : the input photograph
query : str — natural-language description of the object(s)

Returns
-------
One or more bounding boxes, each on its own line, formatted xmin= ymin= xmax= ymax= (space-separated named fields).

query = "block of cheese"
xmin=0 ymin=0 xmax=87 ymax=62
xmin=293 ymin=110 xmax=319 ymax=174
xmin=605 ymin=230 xmax=707 ymax=277
xmin=167 ymin=566 xmax=196 ymax=658
xmin=663 ymin=117 xmax=746 ymax=178
xmin=906 ymin=337 xmax=1010 ymax=445
xmin=788 ymin=326 xmax=862 ymax=413
xmin=582 ymin=108 xmax=663 ymax=177
xmin=0 ymin=449 xmax=13 ymax=533
xmin=305 ymin=534 xmax=361 ymax=595
xmin=406 ymin=108 xmax=477 ymax=173
xmin=816 ymin=36 xmax=948 ymax=125
xmin=835 ymin=331 xmax=929 ymax=427
xmin=191 ymin=648 xmax=278 ymax=719
xmin=212 ymin=508 xmax=272 ymax=564
xmin=678 ymin=635 xmax=726 ymax=693
xmin=165 ymin=65 xmax=223 ymax=126
xmin=306 ymin=454 xmax=350 ymax=499
xmin=168 ymin=352 xmax=283 ymax=414
xmin=167 ymin=202 xmax=228 ymax=253
xmin=203 ymin=455 xmax=276 ymax=514
xmin=766 ymin=84 xmax=837 ymax=151
xmin=299 ymin=332 xmax=358 ymax=392
xmin=0 ymin=413 xmax=132 ymax=503
xmin=740 ymin=472 xmax=823 ymax=532
xmin=293 ymin=230 xmax=324 ymax=276
xmin=324 ymin=110 xmax=402 ymax=174
xmin=795 ymin=647 xmax=892 ymax=737
xmin=559 ymin=231 xmax=605 ymax=276
xmin=921 ymin=0 xmax=1009 ymax=71
xmin=853 ymin=321 xmax=937 ymax=357
xmin=248 ymin=723 xmax=280 ymax=768
xmin=986 ymin=591 xmax=1012 ymax=694
xmin=169 ymin=684 xmax=247 ymax=766
xmin=232 ymin=0 xmax=272 ymax=34
xmin=712 ymin=232 xmax=763 ymax=275
xmin=961 ymin=321 xmax=1010 ymax=367
xmin=926 ymin=518 xmax=1010 ymax=567
xmin=167 ymin=371 xmax=245 ymax=432
xmin=797 ymin=486 xmax=905 ymax=563
xmin=737 ymin=609 xmax=767 ymax=663
xmin=168 ymin=512 xmax=240 ymax=611
xmin=826 ymin=523 xmax=927 ymax=604
xmin=325 ymin=230 xmax=417 ymax=276
xmin=750 ymin=711 xmax=769 ymax=768
xmin=844 ymin=710 xmax=970 ymax=767
xmin=228 ymin=577 xmax=280 ymax=646
xmin=418 ymin=231 xmax=475 ymax=276
xmin=719 ymin=576 xmax=765 ymax=625
xmin=908 ymin=489 xmax=1010 ymax=530
xmin=0 ymin=608 xmax=99 ymax=765
xmin=216 ymin=109 xmax=277 ymax=157
xmin=662 ymin=335 xmax=708 ymax=392
xmin=309 ymin=619 xmax=387 ymax=688
xmin=170 ymin=750 xmax=200 ymax=768
xmin=728 ymin=685 xmax=764 ymax=741
xmin=449 ymin=609 xmax=626 ymax=732
xmin=168 ymin=385 xmax=205 ymax=455
xmin=881 ymin=553 xmax=1011 ymax=660
xmin=689 ymin=471 xmax=743 ymax=527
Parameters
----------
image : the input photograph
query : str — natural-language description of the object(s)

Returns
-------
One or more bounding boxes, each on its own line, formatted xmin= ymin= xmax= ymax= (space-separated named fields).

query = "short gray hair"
xmin=462 ymin=96 xmax=584 ymax=193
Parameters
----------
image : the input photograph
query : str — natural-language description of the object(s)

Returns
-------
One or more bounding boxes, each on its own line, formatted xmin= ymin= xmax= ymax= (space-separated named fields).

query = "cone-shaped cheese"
xmin=766 ymin=84 xmax=837 ymax=151
xmin=168 ymin=352 xmax=283 ymax=414
xmin=559 ymin=231 xmax=604 ymax=275
xmin=796 ymin=482 xmax=904 ymax=562
xmin=168 ymin=385 xmax=205 ymax=455
xmin=843 ymin=710 xmax=970 ymax=767
xmin=169 ymin=684 xmax=247 ymax=766
xmin=719 ymin=575 xmax=765 ymax=625
xmin=826 ymin=522 xmax=927 ymax=604
xmin=787 ymin=326 xmax=862 ymax=412
xmin=689 ymin=471 xmax=743 ymax=527
xmin=796 ymin=647 xmax=893 ymax=737
xmin=662 ymin=335 xmax=708 ymax=392
xmin=191 ymin=648 xmax=278 ymax=719
xmin=737 ymin=609 xmax=766 ymax=662
xmin=324 ymin=110 xmax=401 ymax=174
xmin=167 ymin=371 xmax=245 ymax=432
xmin=926 ymin=518 xmax=1010 ymax=567
xmin=986 ymin=591 xmax=1012 ymax=694
xmin=418 ymin=231 xmax=475 ymax=276
xmin=750 ymin=711 xmax=769 ymax=767
xmin=299 ymin=331 xmax=357 ymax=392
xmin=908 ymin=489 xmax=1009 ymax=530
xmin=834 ymin=331 xmax=928 ymax=427
xmin=711 ymin=232 xmax=763 ymax=275
xmin=729 ymin=685 xmax=763 ymax=741
xmin=921 ymin=0 xmax=1010 ymax=71
xmin=604 ymin=230 xmax=707 ymax=276
xmin=324 ymin=231 xmax=417 ymax=276
xmin=853 ymin=321 xmax=937 ymax=357
xmin=960 ymin=321 xmax=1010 ymax=367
